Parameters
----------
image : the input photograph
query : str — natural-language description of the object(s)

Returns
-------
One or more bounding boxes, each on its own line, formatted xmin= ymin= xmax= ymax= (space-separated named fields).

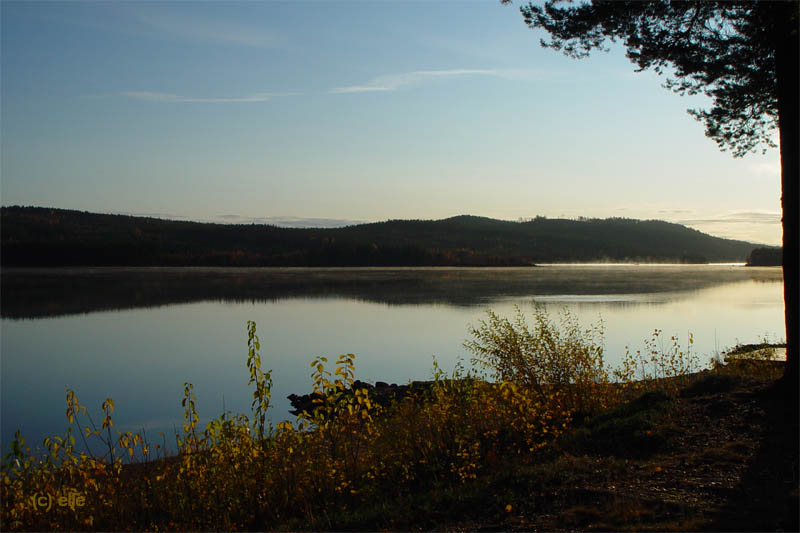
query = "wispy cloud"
xmin=748 ymin=161 xmax=780 ymax=177
xmin=656 ymin=208 xmax=693 ymax=215
xmin=120 ymin=67 xmax=543 ymax=102
xmin=330 ymin=68 xmax=542 ymax=94
xmin=674 ymin=211 xmax=781 ymax=244
xmin=131 ymin=7 xmax=281 ymax=48
xmin=677 ymin=211 xmax=781 ymax=226
xmin=607 ymin=208 xmax=780 ymax=244
xmin=121 ymin=91 xmax=293 ymax=103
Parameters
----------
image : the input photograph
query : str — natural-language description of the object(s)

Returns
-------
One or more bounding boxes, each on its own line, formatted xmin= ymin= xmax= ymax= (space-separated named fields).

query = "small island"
xmin=746 ymin=246 xmax=783 ymax=266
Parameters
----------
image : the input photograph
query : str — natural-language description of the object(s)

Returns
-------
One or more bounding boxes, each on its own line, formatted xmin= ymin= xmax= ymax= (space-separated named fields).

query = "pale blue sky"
xmin=1 ymin=1 xmax=782 ymax=244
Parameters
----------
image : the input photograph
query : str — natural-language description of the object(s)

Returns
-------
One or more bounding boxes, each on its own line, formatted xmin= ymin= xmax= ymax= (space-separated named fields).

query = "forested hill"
xmin=1 ymin=207 xmax=758 ymax=266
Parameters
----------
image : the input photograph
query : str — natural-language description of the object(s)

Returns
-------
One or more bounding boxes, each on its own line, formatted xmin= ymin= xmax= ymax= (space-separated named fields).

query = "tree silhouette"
xmin=507 ymin=0 xmax=798 ymax=391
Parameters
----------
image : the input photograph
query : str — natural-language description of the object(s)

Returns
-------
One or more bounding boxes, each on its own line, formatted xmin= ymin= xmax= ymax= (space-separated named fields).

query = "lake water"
xmin=1 ymin=265 xmax=785 ymax=453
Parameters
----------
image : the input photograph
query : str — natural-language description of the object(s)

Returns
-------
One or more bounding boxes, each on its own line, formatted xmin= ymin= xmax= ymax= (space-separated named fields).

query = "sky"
xmin=0 ymin=1 xmax=783 ymax=245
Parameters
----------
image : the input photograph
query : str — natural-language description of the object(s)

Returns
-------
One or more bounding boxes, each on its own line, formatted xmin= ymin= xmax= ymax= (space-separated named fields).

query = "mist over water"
xmin=1 ymin=265 xmax=784 ymax=452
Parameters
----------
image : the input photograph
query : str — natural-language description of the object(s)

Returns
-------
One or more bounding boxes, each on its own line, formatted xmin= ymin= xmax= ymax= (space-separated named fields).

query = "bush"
xmin=465 ymin=305 xmax=613 ymax=414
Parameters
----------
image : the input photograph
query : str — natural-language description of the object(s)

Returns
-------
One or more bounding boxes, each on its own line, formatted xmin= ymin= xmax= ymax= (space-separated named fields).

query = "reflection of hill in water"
xmin=1 ymin=266 xmax=783 ymax=319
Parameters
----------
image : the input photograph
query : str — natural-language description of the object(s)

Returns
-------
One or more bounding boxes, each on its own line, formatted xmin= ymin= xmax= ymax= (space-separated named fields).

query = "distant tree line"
xmin=1 ymin=207 xmax=759 ymax=267
xmin=746 ymin=247 xmax=783 ymax=267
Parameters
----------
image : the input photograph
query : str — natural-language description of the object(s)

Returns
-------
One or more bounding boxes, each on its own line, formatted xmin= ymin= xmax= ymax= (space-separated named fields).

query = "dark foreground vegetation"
xmin=2 ymin=309 xmax=796 ymax=531
xmin=1 ymin=206 xmax=758 ymax=266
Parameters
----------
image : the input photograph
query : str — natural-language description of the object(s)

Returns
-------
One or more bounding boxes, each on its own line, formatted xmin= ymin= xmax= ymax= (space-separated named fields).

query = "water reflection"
xmin=0 ymin=265 xmax=785 ymax=453
xmin=0 ymin=265 xmax=783 ymax=318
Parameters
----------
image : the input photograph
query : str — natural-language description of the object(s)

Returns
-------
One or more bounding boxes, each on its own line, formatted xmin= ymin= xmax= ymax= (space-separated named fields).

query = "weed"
xmin=559 ymin=391 xmax=675 ymax=458
xmin=616 ymin=329 xmax=700 ymax=394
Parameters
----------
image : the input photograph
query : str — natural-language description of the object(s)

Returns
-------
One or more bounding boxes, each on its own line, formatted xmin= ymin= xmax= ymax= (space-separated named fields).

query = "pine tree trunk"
xmin=773 ymin=2 xmax=798 ymax=396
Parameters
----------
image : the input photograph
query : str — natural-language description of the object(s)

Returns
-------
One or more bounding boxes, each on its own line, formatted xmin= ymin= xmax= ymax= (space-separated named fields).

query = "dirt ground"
xmin=470 ymin=368 xmax=799 ymax=532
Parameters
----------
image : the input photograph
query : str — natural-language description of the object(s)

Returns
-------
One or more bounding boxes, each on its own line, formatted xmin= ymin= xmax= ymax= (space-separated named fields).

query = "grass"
xmin=2 ymin=312 xmax=796 ymax=531
xmin=559 ymin=390 xmax=677 ymax=458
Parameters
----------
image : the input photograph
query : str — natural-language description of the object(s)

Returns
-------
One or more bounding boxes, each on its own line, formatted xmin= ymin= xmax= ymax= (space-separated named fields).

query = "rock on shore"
xmin=287 ymin=379 xmax=436 ymax=416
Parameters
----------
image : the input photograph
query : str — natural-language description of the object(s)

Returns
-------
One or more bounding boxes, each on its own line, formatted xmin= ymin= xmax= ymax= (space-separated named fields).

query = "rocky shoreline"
xmin=287 ymin=379 xmax=440 ymax=416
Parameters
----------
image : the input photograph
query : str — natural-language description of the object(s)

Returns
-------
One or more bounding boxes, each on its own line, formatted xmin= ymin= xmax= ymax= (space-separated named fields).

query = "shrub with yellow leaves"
xmin=465 ymin=304 xmax=614 ymax=414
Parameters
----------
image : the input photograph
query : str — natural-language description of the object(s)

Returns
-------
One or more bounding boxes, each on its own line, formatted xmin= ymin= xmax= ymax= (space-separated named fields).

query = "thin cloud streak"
xmin=674 ymin=211 xmax=781 ymax=245
xmin=749 ymin=161 xmax=780 ymax=177
xmin=330 ymin=68 xmax=543 ymax=93
xmin=656 ymin=209 xmax=693 ymax=215
xmin=607 ymin=207 xmax=780 ymax=244
xmin=121 ymin=91 xmax=294 ymax=103
xmin=131 ymin=7 xmax=281 ymax=48
xmin=677 ymin=211 xmax=781 ymax=226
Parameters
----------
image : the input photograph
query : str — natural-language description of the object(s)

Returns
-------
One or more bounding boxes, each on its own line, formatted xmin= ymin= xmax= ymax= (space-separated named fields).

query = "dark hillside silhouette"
xmin=1 ymin=206 xmax=759 ymax=267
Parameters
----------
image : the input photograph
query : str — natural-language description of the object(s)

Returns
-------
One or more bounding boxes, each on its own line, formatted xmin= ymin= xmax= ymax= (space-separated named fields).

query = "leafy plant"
xmin=465 ymin=304 xmax=612 ymax=413
xmin=616 ymin=329 xmax=701 ymax=393
xmin=246 ymin=320 xmax=273 ymax=442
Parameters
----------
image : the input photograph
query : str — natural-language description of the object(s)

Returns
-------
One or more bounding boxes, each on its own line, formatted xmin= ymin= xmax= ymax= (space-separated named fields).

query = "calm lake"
xmin=0 ymin=265 xmax=785 ymax=452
